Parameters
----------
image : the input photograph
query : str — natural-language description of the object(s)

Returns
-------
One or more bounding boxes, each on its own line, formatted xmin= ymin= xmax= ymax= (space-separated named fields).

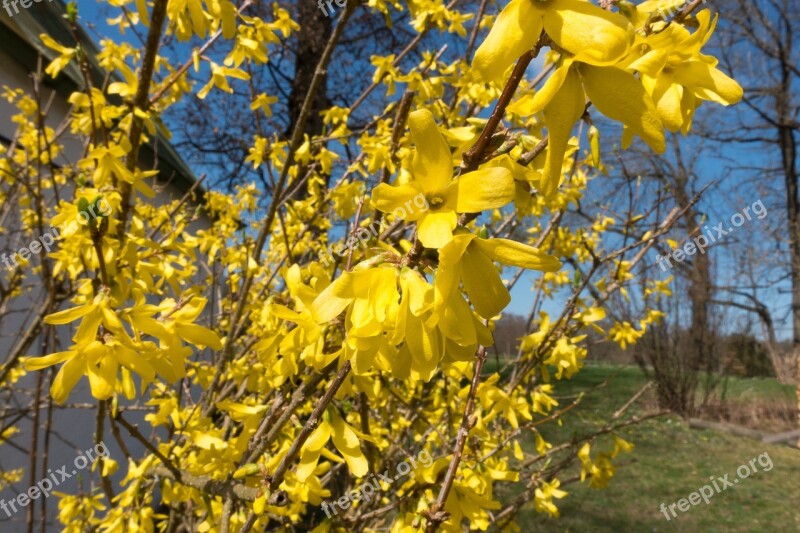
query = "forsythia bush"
xmin=0 ymin=0 xmax=740 ymax=531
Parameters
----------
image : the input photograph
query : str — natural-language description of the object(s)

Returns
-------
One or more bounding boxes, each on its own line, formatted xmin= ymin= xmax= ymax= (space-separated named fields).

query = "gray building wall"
xmin=0 ymin=29 xmax=209 ymax=530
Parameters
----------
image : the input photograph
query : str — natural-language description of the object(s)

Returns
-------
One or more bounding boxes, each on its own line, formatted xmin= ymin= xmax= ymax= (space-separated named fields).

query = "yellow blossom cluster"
xmin=0 ymin=0 xmax=738 ymax=530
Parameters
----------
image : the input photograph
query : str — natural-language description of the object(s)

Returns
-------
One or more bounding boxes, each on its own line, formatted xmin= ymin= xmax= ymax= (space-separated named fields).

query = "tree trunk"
xmin=287 ymin=1 xmax=332 ymax=142
xmin=778 ymin=82 xmax=800 ymax=443
xmin=670 ymin=144 xmax=713 ymax=413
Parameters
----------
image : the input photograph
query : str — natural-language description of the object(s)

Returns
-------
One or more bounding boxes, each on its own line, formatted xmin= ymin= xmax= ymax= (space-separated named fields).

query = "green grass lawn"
xmin=508 ymin=364 xmax=800 ymax=532
xmin=715 ymin=372 xmax=796 ymax=403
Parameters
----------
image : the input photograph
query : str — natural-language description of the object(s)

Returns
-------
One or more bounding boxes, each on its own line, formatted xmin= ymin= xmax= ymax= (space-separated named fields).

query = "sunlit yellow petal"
xmin=24 ymin=351 xmax=75 ymax=371
xmin=368 ymin=268 xmax=399 ymax=323
xmin=44 ymin=304 xmax=96 ymax=325
xmin=175 ymin=324 xmax=223 ymax=350
xmin=87 ymin=355 xmax=117 ymax=400
xmin=296 ymin=449 xmax=322 ymax=482
xmin=305 ymin=420 xmax=332 ymax=452
xmin=439 ymin=293 xmax=477 ymax=347
xmin=408 ymin=109 xmax=455 ymax=194
xmin=579 ymin=64 xmax=665 ymax=153
xmin=51 ymin=357 xmax=84 ymax=404
xmin=310 ymin=271 xmax=360 ymax=323
xmin=473 ymin=238 xmax=562 ymax=271
xmin=542 ymin=68 xmax=585 ymax=197
xmin=115 ymin=345 xmax=157 ymax=380
xmin=680 ymin=90 xmax=697 ymax=135
xmin=452 ymin=167 xmax=514 ymax=213
xmin=461 ymin=247 xmax=510 ymax=318
xmin=371 ymin=182 xmax=426 ymax=221
xmin=433 ymin=234 xmax=474 ymax=321
xmin=73 ymin=308 xmax=103 ymax=345
xmin=672 ymin=61 xmax=743 ymax=105
xmin=417 ymin=211 xmax=458 ymax=249
xmin=330 ymin=411 xmax=368 ymax=478
xmin=544 ymin=0 xmax=631 ymax=66
xmin=627 ymin=49 xmax=668 ymax=77
xmin=472 ymin=0 xmax=542 ymax=82
xmin=400 ymin=268 xmax=433 ymax=316
xmin=406 ymin=315 xmax=440 ymax=381
xmin=508 ymin=61 xmax=574 ymax=116
xmin=650 ymin=76 xmax=684 ymax=132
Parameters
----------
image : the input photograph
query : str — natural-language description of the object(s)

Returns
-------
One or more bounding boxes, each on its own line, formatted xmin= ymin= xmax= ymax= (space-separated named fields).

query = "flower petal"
xmin=73 ymin=308 xmax=104 ymax=345
xmin=672 ymin=61 xmax=743 ymax=105
xmin=368 ymin=267 xmax=399 ymax=324
xmin=473 ymin=238 xmax=562 ymax=271
xmin=406 ymin=314 xmax=441 ymax=382
xmin=627 ymin=48 xmax=669 ymax=77
xmin=174 ymin=324 xmax=223 ymax=350
xmin=305 ymin=420 xmax=332 ymax=453
xmin=542 ymin=68 xmax=586 ymax=197
xmin=310 ymin=271 xmax=359 ymax=323
xmin=371 ymin=183 xmax=426 ymax=221
xmin=461 ymin=247 xmax=510 ymax=319
xmin=508 ymin=60 xmax=574 ymax=116
xmin=453 ymin=167 xmax=515 ymax=213
xmin=51 ymin=357 xmax=84 ymax=404
xmin=649 ymin=76 xmax=684 ymax=132
xmin=579 ymin=64 xmax=665 ymax=153
xmin=408 ymin=109 xmax=455 ymax=194
xmin=400 ymin=268 xmax=434 ymax=316
xmin=438 ymin=293 xmax=477 ymax=347
xmin=472 ymin=0 xmax=543 ymax=82
xmin=544 ymin=0 xmax=631 ymax=65
xmin=44 ymin=304 xmax=96 ymax=325
xmin=680 ymin=90 xmax=697 ymax=135
xmin=115 ymin=345 xmax=156 ymax=381
xmin=417 ymin=211 xmax=458 ymax=249
xmin=24 ymin=351 xmax=76 ymax=371
xmin=87 ymin=355 xmax=117 ymax=400
xmin=330 ymin=411 xmax=368 ymax=478
xmin=296 ymin=448 xmax=322 ymax=482
xmin=430 ymin=235 xmax=473 ymax=326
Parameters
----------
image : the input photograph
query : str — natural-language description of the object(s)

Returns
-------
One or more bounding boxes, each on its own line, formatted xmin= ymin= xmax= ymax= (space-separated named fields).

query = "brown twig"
xmin=95 ymin=400 xmax=115 ymax=502
xmin=424 ymin=343 xmax=487 ymax=532
xmin=268 ymin=360 xmax=353 ymax=491
xmin=462 ymin=46 xmax=540 ymax=172
xmin=118 ymin=0 xmax=169 ymax=240
xmin=675 ymin=0 xmax=707 ymax=23
xmin=113 ymin=410 xmax=182 ymax=479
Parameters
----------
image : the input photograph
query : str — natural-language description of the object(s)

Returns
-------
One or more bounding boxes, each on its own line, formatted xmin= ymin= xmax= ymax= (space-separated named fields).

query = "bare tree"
xmin=604 ymin=134 xmax=717 ymax=415
xmin=707 ymin=0 xmax=800 ymax=432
